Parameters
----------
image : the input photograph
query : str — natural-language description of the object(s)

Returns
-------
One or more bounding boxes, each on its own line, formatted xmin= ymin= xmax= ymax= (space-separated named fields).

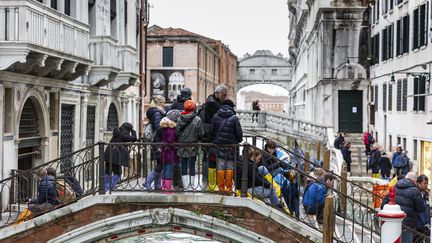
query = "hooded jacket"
xmin=392 ymin=151 xmax=405 ymax=168
xmin=394 ymin=178 xmax=425 ymax=227
xmin=211 ymin=105 xmax=242 ymax=160
xmin=302 ymin=178 xmax=328 ymax=209
xmin=176 ymin=112 xmax=204 ymax=157
xmin=160 ymin=117 xmax=179 ymax=164
xmin=146 ymin=107 xmax=165 ymax=142
xmin=30 ymin=175 xmax=59 ymax=205
xmin=104 ymin=127 xmax=137 ymax=167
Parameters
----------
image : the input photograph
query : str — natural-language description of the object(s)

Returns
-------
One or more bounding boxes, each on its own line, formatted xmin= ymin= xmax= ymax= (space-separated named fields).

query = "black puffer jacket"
xmin=394 ymin=178 xmax=425 ymax=227
xmin=212 ymin=105 xmax=242 ymax=144
xmin=104 ymin=127 xmax=138 ymax=167
xmin=146 ymin=107 xmax=165 ymax=142
xmin=211 ymin=105 xmax=243 ymax=160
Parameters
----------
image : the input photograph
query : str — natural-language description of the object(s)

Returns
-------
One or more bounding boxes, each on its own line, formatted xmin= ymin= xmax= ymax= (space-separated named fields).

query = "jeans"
xmin=402 ymin=227 xmax=413 ymax=243
xmin=163 ymin=164 xmax=173 ymax=179
xmin=181 ymin=157 xmax=196 ymax=176
xmin=217 ymin=158 xmax=235 ymax=170
xmin=248 ymin=186 xmax=279 ymax=205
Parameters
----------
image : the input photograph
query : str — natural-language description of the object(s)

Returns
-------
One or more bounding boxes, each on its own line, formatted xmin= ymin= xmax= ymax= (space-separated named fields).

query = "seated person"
xmin=235 ymin=149 xmax=280 ymax=207
xmin=28 ymin=169 xmax=59 ymax=213
xmin=302 ymin=173 xmax=335 ymax=223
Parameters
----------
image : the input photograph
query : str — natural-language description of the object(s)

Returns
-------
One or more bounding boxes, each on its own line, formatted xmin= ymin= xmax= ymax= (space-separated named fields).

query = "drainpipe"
xmin=139 ymin=0 xmax=148 ymax=138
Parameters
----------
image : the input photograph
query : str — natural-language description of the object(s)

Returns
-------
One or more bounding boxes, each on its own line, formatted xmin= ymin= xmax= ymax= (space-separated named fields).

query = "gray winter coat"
xmin=176 ymin=113 xmax=204 ymax=157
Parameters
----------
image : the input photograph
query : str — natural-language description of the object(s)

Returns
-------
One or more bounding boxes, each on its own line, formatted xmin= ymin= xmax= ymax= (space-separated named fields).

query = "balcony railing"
xmin=0 ymin=0 xmax=89 ymax=60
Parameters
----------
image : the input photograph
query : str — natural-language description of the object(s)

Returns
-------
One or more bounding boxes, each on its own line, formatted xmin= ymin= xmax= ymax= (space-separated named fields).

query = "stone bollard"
xmin=377 ymin=186 xmax=406 ymax=242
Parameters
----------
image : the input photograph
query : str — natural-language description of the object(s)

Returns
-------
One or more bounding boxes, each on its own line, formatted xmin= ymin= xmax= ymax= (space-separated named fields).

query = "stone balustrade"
xmin=237 ymin=110 xmax=329 ymax=142
xmin=0 ymin=0 xmax=89 ymax=60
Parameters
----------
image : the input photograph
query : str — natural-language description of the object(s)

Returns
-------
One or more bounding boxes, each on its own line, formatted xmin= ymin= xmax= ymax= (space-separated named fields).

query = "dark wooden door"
xmin=338 ymin=91 xmax=363 ymax=133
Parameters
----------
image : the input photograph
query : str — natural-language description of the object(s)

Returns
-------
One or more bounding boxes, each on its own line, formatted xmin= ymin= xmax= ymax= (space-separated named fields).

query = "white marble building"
xmin=370 ymin=0 xmax=432 ymax=178
xmin=0 ymin=0 xmax=142 ymax=180
xmin=288 ymin=0 xmax=369 ymax=134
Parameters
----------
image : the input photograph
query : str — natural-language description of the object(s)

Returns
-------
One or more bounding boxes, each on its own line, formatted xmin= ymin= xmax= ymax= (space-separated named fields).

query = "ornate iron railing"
xmin=0 ymin=140 xmax=428 ymax=242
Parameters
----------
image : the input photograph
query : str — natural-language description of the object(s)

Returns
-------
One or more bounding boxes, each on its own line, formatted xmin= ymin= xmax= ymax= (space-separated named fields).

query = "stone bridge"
xmin=1 ymin=193 xmax=320 ymax=243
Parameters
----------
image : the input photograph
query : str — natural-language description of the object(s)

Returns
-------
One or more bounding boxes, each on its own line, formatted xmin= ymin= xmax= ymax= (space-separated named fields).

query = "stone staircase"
xmin=344 ymin=133 xmax=369 ymax=176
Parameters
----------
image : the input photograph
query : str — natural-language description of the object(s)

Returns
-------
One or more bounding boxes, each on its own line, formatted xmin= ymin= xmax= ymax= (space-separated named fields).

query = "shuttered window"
xmin=65 ymin=0 xmax=71 ymax=16
xmin=163 ymin=47 xmax=174 ymax=67
xmin=402 ymin=78 xmax=407 ymax=111
xmin=402 ymin=15 xmax=410 ymax=54
xmin=372 ymin=34 xmax=380 ymax=64
xmin=397 ymin=79 xmax=402 ymax=111
xmin=413 ymin=77 xmax=426 ymax=111
xmin=388 ymin=84 xmax=393 ymax=111
xmin=51 ymin=0 xmax=57 ymax=10
xmin=413 ymin=139 xmax=418 ymax=160
xmin=413 ymin=4 xmax=428 ymax=49
xmin=382 ymin=24 xmax=394 ymax=61
xmin=383 ymin=83 xmax=387 ymax=111
xmin=375 ymin=85 xmax=379 ymax=111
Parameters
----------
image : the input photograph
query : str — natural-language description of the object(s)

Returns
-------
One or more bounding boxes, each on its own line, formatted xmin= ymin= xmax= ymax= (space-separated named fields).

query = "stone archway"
xmin=236 ymin=84 xmax=290 ymax=112
xmin=107 ymin=103 xmax=119 ymax=131
xmin=49 ymin=208 xmax=274 ymax=243
xmin=16 ymin=91 xmax=50 ymax=167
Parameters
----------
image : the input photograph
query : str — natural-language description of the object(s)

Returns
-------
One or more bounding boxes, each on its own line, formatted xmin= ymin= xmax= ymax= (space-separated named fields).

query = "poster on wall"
xmin=150 ymin=70 xmax=185 ymax=102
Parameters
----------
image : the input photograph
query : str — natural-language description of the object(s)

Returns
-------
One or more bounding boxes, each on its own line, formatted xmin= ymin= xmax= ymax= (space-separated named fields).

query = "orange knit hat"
xmin=183 ymin=100 xmax=196 ymax=112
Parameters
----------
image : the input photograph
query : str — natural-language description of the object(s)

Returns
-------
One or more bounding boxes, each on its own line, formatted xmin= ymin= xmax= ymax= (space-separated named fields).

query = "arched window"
xmin=19 ymin=99 xmax=40 ymax=138
xmin=107 ymin=104 xmax=119 ymax=131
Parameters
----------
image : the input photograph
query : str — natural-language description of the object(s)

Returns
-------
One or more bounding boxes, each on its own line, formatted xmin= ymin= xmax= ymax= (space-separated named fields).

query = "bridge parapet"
xmin=237 ymin=110 xmax=329 ymax=143
xmin=0 ymin=193 xmax=320 ymax=243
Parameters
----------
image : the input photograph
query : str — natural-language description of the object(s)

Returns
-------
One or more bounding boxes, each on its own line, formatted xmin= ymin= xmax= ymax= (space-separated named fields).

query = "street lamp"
xmin=390 ymin=71 xmax=431 ymax=93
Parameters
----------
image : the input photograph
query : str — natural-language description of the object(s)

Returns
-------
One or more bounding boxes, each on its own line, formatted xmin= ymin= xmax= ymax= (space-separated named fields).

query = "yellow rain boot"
xmin=208 ymin=168 xmax=218 ymax=191
xmin=264 ymin=174 xmax=281 ymax=197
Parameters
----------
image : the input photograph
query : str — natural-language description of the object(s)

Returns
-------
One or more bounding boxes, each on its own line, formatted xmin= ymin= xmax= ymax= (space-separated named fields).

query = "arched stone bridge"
xmin=0 ymin=193 xmax=320 ymax=243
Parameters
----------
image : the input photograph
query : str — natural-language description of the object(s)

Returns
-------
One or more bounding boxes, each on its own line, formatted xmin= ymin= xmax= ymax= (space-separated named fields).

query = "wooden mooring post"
xmin=322 ymin=194 xmax=335 ymax=243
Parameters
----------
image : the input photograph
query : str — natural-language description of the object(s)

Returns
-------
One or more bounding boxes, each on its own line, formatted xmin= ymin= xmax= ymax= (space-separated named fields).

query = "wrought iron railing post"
xmin=136 ymin=145 xmax=142 ymax=178
xmin=98 ymin=142 xmax=105 ymax=195
xmin=241 ymin=143 xmax=250 ymax=197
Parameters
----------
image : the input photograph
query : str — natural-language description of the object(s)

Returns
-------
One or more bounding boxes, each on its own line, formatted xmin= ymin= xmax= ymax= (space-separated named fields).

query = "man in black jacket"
xmin=200 ymin=84 xmax=228 ymax=185
xmin=392 ymin=172 xmax=425 ymax=242
xmin=212 ymin=103 xmax=242 ymax=193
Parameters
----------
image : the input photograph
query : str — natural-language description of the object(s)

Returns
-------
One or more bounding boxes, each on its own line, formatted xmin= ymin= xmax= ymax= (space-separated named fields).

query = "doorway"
xmin=338 ymin=90 xmax=363 ymax=133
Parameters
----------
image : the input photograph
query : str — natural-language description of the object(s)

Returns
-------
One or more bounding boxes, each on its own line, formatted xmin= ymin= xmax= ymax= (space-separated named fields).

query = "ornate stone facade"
xmin=0 ymin=0 xmax=142 ymax=179
xmin=288 ymin=0 xmax=369 ymax=133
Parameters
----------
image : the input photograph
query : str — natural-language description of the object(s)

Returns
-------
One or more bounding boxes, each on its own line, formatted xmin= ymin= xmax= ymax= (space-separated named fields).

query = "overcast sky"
xmin=149 ymin=0 xmax=289 ymax=58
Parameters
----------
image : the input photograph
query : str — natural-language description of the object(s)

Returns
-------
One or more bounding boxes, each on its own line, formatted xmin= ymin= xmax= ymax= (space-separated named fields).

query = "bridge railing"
xmin=237 ymin=110 xmax=328 ymax=142
xmin=1 ymin=141 xmax=429 ymax=242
